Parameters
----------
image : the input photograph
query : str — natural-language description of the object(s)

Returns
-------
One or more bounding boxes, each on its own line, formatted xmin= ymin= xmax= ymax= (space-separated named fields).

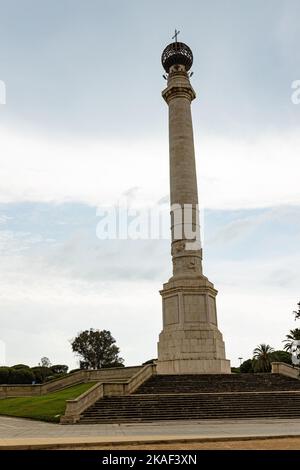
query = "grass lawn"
xmin=0 ymin=382 xmax=96 ymax=423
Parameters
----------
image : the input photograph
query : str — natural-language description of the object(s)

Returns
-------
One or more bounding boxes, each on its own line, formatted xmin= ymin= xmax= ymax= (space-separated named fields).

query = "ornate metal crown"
xmin=161 ymin=42 xmax=193 ymax=73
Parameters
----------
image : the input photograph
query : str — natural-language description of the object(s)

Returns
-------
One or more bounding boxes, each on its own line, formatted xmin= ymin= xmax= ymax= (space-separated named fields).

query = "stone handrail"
xmin=0 ymin=370 xmax=86 ymax=398
xmin=126 ymin=363 xmax=157 ymax=394
xmin=60 ymin=363 xmax=157 ymax=424
xmin=61 ymin=382 xmax=104 ymax=424
xmin=42 ymin=370 xmax=87 ymax=394
xmin=272 ymin=362 xmax=300 ymax=379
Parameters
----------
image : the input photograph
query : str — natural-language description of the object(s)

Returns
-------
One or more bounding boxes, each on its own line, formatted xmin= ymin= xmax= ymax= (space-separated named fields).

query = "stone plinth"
xmin=157 ymin=276 xmax=230 ymax=374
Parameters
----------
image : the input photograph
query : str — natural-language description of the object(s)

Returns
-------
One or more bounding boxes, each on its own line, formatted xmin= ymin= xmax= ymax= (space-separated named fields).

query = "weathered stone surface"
xmin=157 ymin=47 xmax=230 ymax=375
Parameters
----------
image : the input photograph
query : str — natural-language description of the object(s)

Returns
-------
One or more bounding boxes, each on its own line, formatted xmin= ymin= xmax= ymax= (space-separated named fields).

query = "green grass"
xmin=0 ymin=382 xmax=96 ymax=423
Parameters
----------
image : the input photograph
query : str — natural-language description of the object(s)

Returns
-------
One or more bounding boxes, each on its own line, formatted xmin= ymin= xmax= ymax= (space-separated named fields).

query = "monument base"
xmin=157 ymin=276 xmax=231 ymax=375
xmin=156 ymin=358 xmax=231 ymax=374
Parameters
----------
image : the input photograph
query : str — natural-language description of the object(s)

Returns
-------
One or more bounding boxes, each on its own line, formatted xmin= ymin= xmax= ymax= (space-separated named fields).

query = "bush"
xmin=271 ymin=350 xmax=292 ymax=365
xmin=12 ymin=364 xmax=30 ymax=370
xmin=240 ymin=358 xmax=254 ymax=373
xmin=44 ymin=375 xmax=56 ymax=382
xmin=79 ymin=361 xmax=90 ymax=370
xmin=101 ymin=361 xmax=125 ymax=369
xmin=9 ymin=368 xmax=35 ymax=384
xmin=50 ymin=364 xmax=69 ymax=375
xmin=0 ymin=367 xmax=11 ymax=384
xmin=31 ymin=366 xmax=52 ymax=384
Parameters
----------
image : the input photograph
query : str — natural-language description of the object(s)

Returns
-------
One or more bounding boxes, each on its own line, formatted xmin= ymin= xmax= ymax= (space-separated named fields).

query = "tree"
xmin=9 ymin=368 xmax=35 ymax=384
xmin=50 ymin=364 xmax=68 ymax=375
xmin=79 ymin=361 xmax=90 ymax=370
xmin=31 ymin=366 xmax=52 ymax=383
xmin=0 ymin=367 xmax=37 ymax=384
xmin=39 ymin=357 xmax=52 ymax=368
xmin=252 ymin=344 xmax=274 ymax=372
xmin=71 ymin=329 xmax=124 ymax=369
xmin=283 ymin=329 xmax=300 ymax=352
xmin=240 ymin=358 xmax=254 ymax=373
xmin=12 ymin=364 xmax=30 ymax=370
xmin=293 ymin=301 xmax=300 ymax=321
xmin=271 ymin=350 xmax=292 ymax=365
xmin=0 ymin=367 xmax=11 ymax=384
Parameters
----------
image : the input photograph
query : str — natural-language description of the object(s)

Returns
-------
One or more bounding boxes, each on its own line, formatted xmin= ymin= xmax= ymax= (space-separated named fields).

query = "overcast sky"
xmin=0 ymin=0 xmax=299 ymax=368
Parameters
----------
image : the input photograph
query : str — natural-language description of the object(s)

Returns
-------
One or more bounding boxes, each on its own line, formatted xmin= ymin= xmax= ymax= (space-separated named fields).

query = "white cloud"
xmin=218 ymin=287 xmax=297 ymax=368
xmin=1 ymin=235 xmax=298 ymax=368
xmin=197 ymin=131 xmax=300 ymax=209
xmin=0 ymin=126 xmax=300 ymax=209
xmin=0 ymin=228 xmax=162 ymax=367
xmin=0 ymin=251 xmax=161 ymax=368
xmin=0 ymin=125 xmax=300 ymax=368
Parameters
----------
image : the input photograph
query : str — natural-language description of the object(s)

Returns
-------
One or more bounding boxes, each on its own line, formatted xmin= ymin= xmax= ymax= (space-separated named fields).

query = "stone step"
xmin=135 ymin=373 xmax=300 ymax=394
xmin=80 ymin=393 xmax=300 ymax=423
xmin=78 ymin=373 xmax=300 ymax=424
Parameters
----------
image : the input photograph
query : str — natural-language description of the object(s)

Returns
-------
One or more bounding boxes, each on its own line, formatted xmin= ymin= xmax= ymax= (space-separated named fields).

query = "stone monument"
xmin=157 ymin=35 xmax=231 ymax=374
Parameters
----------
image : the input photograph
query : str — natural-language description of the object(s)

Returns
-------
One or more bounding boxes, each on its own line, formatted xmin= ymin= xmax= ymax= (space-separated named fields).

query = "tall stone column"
xmin=157 ymin=41 xmax=231 ymax=374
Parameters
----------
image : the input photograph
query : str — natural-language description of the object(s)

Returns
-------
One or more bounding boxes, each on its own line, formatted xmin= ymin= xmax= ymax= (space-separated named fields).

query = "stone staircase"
xmin=78 ymin=373 xmax=300 ymax=424
xmin=135 ymin=373 xmax=300 ymax=393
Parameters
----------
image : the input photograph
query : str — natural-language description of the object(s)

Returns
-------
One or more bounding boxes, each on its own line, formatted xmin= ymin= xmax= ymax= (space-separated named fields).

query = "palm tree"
xmin=252 ymin=344 xmax=275 ymax=372
xmin=293 ymin=301 xmax=300 ymax=321
xmin=283 ymin=329 xmax=300 ymax=352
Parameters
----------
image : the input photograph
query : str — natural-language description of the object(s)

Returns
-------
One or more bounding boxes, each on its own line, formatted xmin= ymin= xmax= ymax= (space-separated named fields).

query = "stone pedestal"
xmin=157 ymin=276 xmax=230 ymax=374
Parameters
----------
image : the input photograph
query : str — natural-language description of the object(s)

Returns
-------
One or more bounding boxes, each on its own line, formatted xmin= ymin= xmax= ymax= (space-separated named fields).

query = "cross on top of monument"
xmin=172 ymin=29 xmax=180 ymax=42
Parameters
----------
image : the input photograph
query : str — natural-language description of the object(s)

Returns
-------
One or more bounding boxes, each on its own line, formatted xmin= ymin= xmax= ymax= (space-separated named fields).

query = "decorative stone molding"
xmin=162 ymin=85 xmax=196 ymax=103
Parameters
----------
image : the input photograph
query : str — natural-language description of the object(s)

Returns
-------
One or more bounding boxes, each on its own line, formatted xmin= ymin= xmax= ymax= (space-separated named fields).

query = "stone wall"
xmin=272 ymin=362 xmax=300 ymax=379
xmin=61 ymin=364 xmax=156 ymax=424
xmin=0 ymin=366 xmax=142 ymax=398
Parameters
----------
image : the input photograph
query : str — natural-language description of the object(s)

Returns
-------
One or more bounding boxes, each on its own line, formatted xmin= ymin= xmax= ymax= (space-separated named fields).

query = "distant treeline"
xmin=0 ymin=364 xmax=73 ymax=384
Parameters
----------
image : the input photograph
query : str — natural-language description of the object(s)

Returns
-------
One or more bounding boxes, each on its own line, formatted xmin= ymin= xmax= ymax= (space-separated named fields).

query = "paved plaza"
xmin=1 ymin=416 xmax=300 ymax=449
